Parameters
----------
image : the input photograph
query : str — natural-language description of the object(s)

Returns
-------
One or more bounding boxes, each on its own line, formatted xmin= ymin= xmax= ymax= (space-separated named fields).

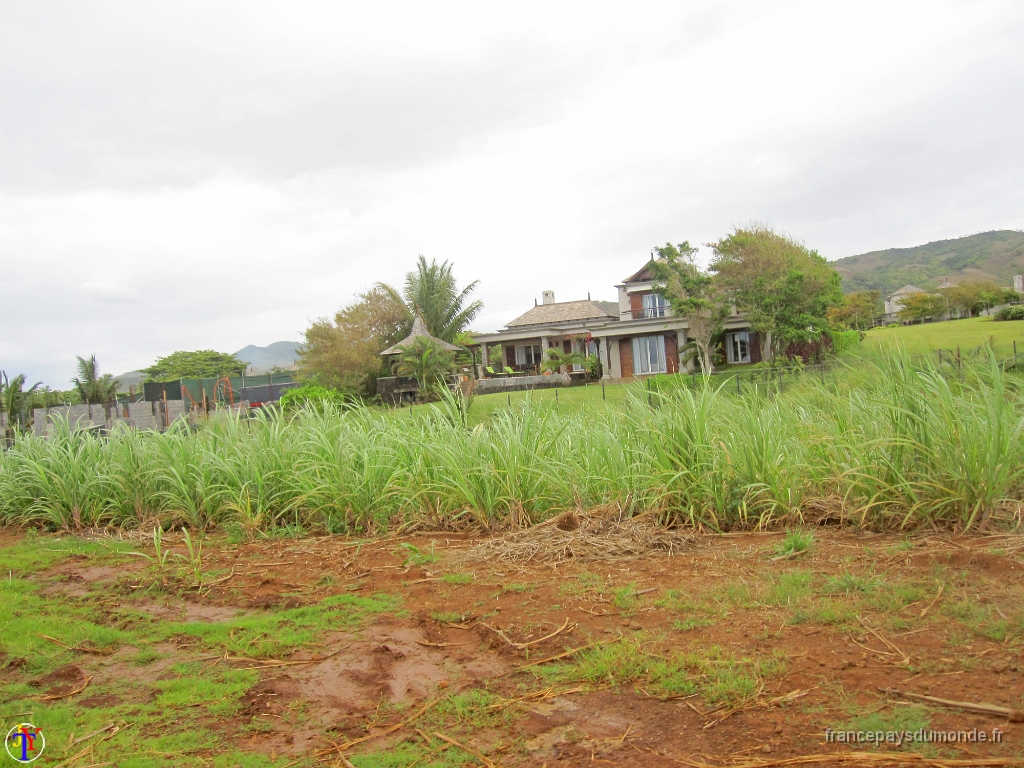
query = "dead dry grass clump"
xmin=461 ymin=510 xmax=692 ymax=565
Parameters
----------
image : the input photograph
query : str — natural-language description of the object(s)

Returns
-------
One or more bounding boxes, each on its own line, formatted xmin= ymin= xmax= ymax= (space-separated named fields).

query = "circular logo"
xmin=5 ymin=723 xmax=45 ymax=763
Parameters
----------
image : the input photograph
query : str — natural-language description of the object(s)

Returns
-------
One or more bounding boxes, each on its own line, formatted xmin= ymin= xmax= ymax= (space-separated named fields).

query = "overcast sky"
xmin=3 ymin=1 xmax=1023 ymax=387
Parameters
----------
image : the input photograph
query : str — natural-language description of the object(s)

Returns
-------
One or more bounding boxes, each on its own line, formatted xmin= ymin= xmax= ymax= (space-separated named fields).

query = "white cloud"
xmin=80 ymin=281 xmax=138 ymax=304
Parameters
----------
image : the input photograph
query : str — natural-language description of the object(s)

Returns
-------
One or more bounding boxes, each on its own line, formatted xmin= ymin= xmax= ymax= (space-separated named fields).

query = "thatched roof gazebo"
xmin=379 ymin=314 xmax=461 ymax=357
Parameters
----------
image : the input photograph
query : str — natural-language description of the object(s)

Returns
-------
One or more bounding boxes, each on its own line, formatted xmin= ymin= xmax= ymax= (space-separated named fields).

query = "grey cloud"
xmin=80 ymin=280 xmax=138 ymax=303
xmin=753 ymin=49 xmax=1024 ymax=257
xmin=0 ymin=14 xmax=613 ymax=191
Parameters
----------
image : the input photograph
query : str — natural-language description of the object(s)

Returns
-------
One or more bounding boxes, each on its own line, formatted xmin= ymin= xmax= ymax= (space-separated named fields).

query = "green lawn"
xmin=398 ymin=318 xmax=1024 ymax=425
xmin=863 ymin=315 xmax=1024 ymax=358
xmin=467 ymin=379 xmax=632 ymax=421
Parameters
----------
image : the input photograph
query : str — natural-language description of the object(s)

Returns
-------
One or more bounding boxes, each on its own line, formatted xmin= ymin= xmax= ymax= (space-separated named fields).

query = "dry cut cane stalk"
xmin=31 ymin=675 xmax=93 ymax=701
xmin=516 ymin=637 xmax=618 ymax=669
xmin=40 ymin=634 xmax=114 ymax=656
xmin=919 ymin=584 xmax=944 ymax=618
xmin=880 ymin=687 xmax=1024 ymax=722
xmin=432 ymin=732 xmax=497 ymax=768
xmin=481 ymin=618 xmax=575 ymax=649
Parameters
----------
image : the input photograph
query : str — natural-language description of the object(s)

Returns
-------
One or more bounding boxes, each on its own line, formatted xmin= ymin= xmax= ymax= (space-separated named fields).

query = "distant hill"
xmin=113 ymin=370 xmax=147 ymax=390
xmin=233 ymin=341 xmax=303 ymax=373
xmin=833 ymin=230 xmax=1024 ymax=295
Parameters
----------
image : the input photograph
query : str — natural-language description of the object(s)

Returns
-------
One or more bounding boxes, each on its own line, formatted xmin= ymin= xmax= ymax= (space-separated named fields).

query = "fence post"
xmin=508 ymin=394 xmax=511 ymax=408
xmin=778 ymin=370 xmax=783 ymax=395
xmin=602 ymin=381 xmax=606 ymax=401
xmin=556 ymin=389 xmax=559 ymax=408
xmin=736 ymin=372 xmax=741 ymax=395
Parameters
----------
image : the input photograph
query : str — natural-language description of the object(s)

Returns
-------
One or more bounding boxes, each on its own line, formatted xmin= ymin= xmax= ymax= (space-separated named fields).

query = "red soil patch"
xmin=15 ymin=527 xmax=1024 ymax=765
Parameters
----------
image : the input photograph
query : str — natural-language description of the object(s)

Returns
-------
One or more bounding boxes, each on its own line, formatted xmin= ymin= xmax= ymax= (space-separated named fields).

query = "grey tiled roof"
xmin=506 ymin=299 xmax=618 ymax=328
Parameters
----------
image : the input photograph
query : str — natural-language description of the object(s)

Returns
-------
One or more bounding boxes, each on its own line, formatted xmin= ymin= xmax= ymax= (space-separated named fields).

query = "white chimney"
xmin=542 ymin=290 xmax=556 ymax=305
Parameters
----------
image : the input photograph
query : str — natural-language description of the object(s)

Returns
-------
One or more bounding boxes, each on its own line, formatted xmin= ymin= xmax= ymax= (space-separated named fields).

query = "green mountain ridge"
xmin=832 ymin=230 xmax=1024 ymax=295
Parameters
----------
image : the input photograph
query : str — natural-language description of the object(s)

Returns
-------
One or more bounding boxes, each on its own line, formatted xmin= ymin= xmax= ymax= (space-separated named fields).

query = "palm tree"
xmin=392 ymin=337 xmax=455 ymax=400
xmin=0 ymin=371 xmax=41 ymax=438
xmin=379 ymin=256 xmax=483 ymax=342
xmin=539 ymin=347 xmax=588 ymax=374
xmin=72 ymin=355 xmax=118 ymax=404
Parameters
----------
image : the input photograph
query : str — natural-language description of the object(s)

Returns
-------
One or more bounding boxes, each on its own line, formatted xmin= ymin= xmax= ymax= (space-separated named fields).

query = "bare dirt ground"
xmin=4 ymin=524 xmax=1024 ymax=767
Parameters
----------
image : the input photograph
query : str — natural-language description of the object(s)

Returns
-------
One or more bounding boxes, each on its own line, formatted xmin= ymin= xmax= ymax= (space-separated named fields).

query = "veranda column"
xmin=599 ymin=336 xmax=612 ymax=379
xmin=481 ymin=343 xmax=489 ymax=367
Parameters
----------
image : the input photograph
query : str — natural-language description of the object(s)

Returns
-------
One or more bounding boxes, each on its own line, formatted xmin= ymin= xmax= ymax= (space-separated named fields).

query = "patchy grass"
xmin=536 ymin=636 xmax=787 ymax=706
xmin=657 ymin=590 xmax=723 ymax=632
xmin=502 ymin=582 xmax=534 ymax=594
xmin=837 ymin=705 xmax=935 ymax=754
xmin=153 ymin=592 xmax=401 ymax=658
xmin=612 ymin=583 xmax=640 ymax=611
xmin=774 ymin=530 xmax=814 ymax=558
xmin=441 ymin=573 xmax=474 ymax=586
xmin=0 ymin=532 xmax=137 ymax=574
xmin=398 ymin=543 xmax=439 ymax=566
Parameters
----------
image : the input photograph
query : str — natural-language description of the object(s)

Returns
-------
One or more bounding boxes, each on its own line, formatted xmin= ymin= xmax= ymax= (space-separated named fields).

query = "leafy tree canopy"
xmin=650 ymin=241 xmax=727 ymax=373
xmin=827 ymin=290 xmax=883 ymax=330
xmin=897 ymin=292 xmax=946 ymax=322
xmin=710 ymin=225 xmax=842 ymax=360
xmin=945 ymin=280 xmax=1016 ymax=316
xmin=379 ymin=255 xmax=483 ymax=342
xmin=72 ymin=355 xmax=119 ymax=404
xmin=298 ymin=286 xmax=410 ymax=395
xmin=143 ymin=350 xmax=248 ymax=381
xmin=1 ymin=371 xmax=41 ymax=438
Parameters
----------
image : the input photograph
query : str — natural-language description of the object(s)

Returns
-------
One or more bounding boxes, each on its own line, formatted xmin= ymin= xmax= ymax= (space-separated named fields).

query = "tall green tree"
xmin=709 ymin=225 xmax=842 ymax=361
xmin=947 ymin=279 xmax=1013 ymax=317
xmin=298 ymin=286 xmax=411 ymax=394
xmin=72 ymin=355 xmax=118 ymax=404
xmin=379 ymin=255 xmax=483 ymax=342
xmin=650 ymin=241 xmax=728 ymax=374
xmin=143 ymin=350 xmax=248 ymax=381
xmin=0 ymin=371 xmax=41 ymax=438
xmin=897 ymin=292 xmax=946 ymax=322
xmin=827 ymin=290 xmax=883 ymax=330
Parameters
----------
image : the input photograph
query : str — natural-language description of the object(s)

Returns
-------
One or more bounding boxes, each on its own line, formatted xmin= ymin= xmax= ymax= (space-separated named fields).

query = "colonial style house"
xmin=471 ymin=259 xmax=760 ymax=380
xmin=881 ymin=284 xmax=925 ymax=323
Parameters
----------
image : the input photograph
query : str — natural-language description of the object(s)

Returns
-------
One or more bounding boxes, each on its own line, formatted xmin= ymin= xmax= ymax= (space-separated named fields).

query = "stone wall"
xmin=30 ymin=399 xmax=249 ymax=436
xmin=475 ymin=373 xmax=570 ymax=395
